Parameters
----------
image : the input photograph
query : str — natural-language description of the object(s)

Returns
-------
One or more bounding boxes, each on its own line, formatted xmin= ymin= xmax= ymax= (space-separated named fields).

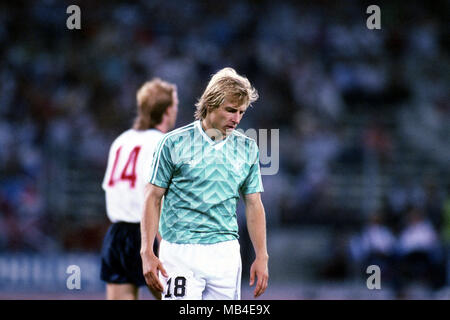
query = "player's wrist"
xmin=140 ymin=246 xmax=156 ymax=256
xmin=255 ymin=253 xmax=269 ymax=262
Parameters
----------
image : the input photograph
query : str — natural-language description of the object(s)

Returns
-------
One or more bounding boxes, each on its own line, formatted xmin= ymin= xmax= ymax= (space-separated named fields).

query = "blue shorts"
xmin=100 ymin=222 xmax=158 ymax=286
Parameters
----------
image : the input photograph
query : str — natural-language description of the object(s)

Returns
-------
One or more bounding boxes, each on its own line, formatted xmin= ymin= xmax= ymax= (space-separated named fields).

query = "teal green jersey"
xmin=149 ymin=120 xmax=264 ymax=244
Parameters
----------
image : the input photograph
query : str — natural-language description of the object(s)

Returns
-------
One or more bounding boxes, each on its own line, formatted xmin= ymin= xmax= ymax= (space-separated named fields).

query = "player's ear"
xmin=206 ymin=104 xmax=217 ymax=115
xmin=165 ymin=104 xmax=174 ymax=116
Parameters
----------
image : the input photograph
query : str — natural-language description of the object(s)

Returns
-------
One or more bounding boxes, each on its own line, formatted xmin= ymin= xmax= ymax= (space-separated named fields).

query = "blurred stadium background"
xmin=0 ymin=0 xmax=449 ymax=299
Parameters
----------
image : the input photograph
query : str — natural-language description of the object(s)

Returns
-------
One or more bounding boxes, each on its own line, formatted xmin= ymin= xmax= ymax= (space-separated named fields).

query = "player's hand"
xmin=249 ymin=255 xmax=269 ymax=298
xmin=141 ymin=251 xmax=168 ymax=293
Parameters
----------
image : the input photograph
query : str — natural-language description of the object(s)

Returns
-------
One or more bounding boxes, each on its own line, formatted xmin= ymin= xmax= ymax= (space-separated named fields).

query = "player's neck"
xmin=200 ymin=119 xmax=211 ymax=133
xmin=201 ymin=119 xmax=225 ymax=141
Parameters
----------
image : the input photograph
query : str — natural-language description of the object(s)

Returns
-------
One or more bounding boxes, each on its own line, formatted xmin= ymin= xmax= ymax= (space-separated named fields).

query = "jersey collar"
xmin=195 ymin=120 xmax=231 ymax=150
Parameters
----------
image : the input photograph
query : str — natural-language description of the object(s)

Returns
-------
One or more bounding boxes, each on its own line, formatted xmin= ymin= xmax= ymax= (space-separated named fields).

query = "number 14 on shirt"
xmin=107 ymin=146 xmax=141 ymax=188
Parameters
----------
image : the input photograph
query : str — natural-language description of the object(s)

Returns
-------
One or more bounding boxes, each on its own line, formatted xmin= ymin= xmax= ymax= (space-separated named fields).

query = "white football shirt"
xmin=102 ymin=129 xmax=164 ymax=223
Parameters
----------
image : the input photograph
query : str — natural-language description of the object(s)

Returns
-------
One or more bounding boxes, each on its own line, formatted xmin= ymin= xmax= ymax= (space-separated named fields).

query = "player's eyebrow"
xmin=225 ymin=105 xmax=246 ymax=113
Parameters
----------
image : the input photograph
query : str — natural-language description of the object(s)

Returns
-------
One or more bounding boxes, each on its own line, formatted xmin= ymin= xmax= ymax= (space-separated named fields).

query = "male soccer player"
xmin=141 ymin=68 xmax=269 ymax=300
xmin=100 ymin=78 xmax=178 ymax=300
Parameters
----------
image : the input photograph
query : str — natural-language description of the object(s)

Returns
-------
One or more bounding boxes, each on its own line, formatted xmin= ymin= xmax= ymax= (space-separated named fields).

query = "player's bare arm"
xmin=243 ymin=192 xmax=269 ymax=298
xmin=140 ymin=183 xmax=168 ymax=292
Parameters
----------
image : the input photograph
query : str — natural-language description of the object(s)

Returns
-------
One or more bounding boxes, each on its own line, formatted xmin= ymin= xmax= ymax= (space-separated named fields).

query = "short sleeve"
xmin=148 ymin=137 xmax=174 ymax=188
xmin=240 ymin=141 xmax=264 ymax=195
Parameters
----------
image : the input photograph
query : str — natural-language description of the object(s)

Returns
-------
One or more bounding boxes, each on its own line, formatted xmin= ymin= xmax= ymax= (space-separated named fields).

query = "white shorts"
xmin=159 ymin=239 xmax=242 ymax=300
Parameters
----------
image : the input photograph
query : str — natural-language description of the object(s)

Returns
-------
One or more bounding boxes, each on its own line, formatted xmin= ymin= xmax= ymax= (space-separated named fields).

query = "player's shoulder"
xmin=110 ymin=129 xmax=133 ymax=146
xmin=231 ymin=130 xmax=259 ymax=157
xmin=141 ymin=128 xmax=164 ymax=140
xmin=112 ymin=128 xmax=140 ymax=142
xmin=111 ymin=128 xmax=161 ymax=147
xmin=232 ymin=129 xmax=257 ymax=145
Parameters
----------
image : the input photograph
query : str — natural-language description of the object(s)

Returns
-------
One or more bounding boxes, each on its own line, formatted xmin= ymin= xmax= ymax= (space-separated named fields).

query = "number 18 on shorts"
xmin=164 ymin=276 xmax=187 ymax=298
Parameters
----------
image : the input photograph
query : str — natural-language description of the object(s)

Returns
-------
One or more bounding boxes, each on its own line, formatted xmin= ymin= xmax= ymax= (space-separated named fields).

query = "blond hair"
xmin=194 ymin=67 xmax=258 ymax=120
xmin=133 ymin=78 xmax=176 ymax=130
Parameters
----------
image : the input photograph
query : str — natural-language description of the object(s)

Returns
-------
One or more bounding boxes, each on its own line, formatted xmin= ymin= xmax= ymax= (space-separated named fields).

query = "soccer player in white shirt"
xmin=100 ymin=78 xmax=178 ymax=300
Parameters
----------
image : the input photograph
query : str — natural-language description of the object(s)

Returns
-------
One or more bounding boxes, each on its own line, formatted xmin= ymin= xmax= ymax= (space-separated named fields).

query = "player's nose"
xmin=231 ymin=112 xmax=240 ymax=124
